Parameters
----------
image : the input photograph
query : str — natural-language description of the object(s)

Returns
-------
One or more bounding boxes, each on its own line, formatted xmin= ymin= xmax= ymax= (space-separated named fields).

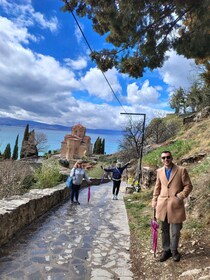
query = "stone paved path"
xmin=0 ymin=182 xmax=133 ymax=280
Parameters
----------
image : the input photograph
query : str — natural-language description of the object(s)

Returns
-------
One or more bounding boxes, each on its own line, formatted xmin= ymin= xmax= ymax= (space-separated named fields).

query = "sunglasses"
xmin=161 ymin=156 xmax=171 ymax=160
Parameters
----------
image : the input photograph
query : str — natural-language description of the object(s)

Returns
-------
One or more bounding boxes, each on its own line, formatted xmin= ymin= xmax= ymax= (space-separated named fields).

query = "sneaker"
xmin=115 ymin=196 xmax=118 ymax=200
xmin=159 ymin=250 xmax=172 ymax=262
xmin=76 ymin=201 xmax=80 ymax=205
xmin=112 ymin=195 xmax=116 ymax=200
xmin=172 ymin=250 xmax=181 ymax=262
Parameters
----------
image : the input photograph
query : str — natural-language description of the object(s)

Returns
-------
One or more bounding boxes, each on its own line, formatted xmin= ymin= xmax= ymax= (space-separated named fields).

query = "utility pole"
xmin=120 ymin=113 xmax=146 ymax=189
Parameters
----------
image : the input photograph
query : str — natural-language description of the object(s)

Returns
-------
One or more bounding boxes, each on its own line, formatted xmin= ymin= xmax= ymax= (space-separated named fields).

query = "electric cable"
xmin=65 ymin=3 xmax=127 ymax=113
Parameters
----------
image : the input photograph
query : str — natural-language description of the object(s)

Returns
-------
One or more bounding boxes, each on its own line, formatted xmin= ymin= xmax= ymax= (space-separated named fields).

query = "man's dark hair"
xmin=161 ymin=151 xmax=172 ymax=156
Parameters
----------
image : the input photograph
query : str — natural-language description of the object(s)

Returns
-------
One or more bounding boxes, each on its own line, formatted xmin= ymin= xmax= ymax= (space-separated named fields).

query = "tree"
xmin=34 ymin=132 xmax=48 ymax=154
xmin=20 ymin=124 xmax=29 ymax=159
xmin=3 ymin=144 xmax=11 ymax=160
xmin=62 ymin=0 xmax=209 ymax=78
xmin=20 ymin=125 xmax=38 ymax=159
xmin=12 ymin=134 xmax=19 ymax=160
xmin=145 ymin=117 xmax=180 ymax=144
xmin=93 ymin=137 xmax=105 ymax=154
xmin=169 ymin=87 xmax=186 ymax=114
xmin=101 ymin=138 xmax=105 ymax=154
xmin=119 ymin=118 xmax=144 ymax=159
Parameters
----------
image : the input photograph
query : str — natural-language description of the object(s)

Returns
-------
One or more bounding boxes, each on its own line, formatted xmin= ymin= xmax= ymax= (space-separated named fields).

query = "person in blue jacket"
xmin=101 ymin=161 xmax=130 ymax=200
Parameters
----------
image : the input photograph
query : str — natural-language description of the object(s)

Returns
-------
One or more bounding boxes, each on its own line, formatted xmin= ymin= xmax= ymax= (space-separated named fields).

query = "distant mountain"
xmin=0 ymin=117 xmax=122 ymax=134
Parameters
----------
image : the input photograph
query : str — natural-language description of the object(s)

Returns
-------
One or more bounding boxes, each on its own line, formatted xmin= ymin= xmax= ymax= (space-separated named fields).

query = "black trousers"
xmin=71 ymin=184 xmax=81 ymax=202
xmin=112 ymin=180 xmax=121 ymax=195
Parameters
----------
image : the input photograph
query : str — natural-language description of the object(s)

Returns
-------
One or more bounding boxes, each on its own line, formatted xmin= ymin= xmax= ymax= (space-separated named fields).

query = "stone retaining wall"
xmin=0 ymin=178 xmax=109 ymax=247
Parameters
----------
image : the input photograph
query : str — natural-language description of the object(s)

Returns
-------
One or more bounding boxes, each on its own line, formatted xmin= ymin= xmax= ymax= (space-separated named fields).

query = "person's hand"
xmin=176 ymin=193 xmax=182 ymax=200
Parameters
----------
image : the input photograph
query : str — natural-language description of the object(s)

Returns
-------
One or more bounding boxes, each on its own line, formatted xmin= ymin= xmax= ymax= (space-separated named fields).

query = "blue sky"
xmin=0 ymin=0 xmax=199 ymax=130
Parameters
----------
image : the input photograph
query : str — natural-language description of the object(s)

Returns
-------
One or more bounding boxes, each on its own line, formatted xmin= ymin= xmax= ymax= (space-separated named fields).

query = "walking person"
xmin=101 ymin=161 xmax=130 ymax=200
xmin=152 ymin=151 xmax=193 ymax=262
xmin=70 ymin=160 xmax=91 ymax=205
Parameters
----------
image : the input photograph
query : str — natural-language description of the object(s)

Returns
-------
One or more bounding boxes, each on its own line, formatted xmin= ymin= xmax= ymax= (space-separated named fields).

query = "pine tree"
xmin=12 ymin=134 xmax=19 ymax=160
xmin=62 ymin=1 xmax=209 ymax=79
xmin=3 ymin=143 xmax=11 ymax=159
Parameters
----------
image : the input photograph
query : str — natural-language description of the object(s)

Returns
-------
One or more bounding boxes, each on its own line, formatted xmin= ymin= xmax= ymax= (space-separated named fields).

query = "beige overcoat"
xmin=152 ymin=164 xmax=193 ymax=223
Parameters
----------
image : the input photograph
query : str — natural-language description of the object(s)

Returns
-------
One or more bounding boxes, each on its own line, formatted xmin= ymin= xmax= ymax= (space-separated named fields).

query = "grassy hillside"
xmin=124 ymin=116 xmax=210 ymax=279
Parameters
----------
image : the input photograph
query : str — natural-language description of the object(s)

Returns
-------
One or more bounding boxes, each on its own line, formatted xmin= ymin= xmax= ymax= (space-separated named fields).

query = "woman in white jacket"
xmin=70 ymin=160 xmax=91 ymax=204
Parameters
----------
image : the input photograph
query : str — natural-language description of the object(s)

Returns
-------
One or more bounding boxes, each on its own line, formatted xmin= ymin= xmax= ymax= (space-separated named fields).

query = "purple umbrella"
xmin=151 ymin=209 xmax=159 ymax=257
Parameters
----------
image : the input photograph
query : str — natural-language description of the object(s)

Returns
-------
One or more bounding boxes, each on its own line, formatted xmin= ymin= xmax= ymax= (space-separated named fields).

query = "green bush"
xmin=34 ymin=158 xmax=61 ymax=189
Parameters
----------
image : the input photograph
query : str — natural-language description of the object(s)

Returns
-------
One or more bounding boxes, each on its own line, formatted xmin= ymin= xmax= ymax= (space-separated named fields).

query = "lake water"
xmin=0 ymin=126 xmax=123 ymax=156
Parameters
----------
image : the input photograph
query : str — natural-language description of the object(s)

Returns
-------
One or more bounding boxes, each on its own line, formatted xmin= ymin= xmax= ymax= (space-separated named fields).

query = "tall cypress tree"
xmin=20 ymin=124 xmax=29 ymax=159
xmin=93 ymin=137 xmax=100 ymax=154
xmin=3 ymin=143 xmax=11 ymax=159
xmin=101 ymin=138 xmax=105 ymax=154
xmin=12 ymin=134 xmax=19 ymax=160
xmin=23 ymin=124 xmax=29 ymax=141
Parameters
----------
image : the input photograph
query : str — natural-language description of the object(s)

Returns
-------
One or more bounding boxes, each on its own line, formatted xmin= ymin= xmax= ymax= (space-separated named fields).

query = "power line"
xmin=65 ymin=2 xmax=127 ymax=113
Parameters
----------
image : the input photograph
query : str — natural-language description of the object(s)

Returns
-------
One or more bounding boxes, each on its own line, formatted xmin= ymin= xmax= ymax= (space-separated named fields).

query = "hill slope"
xmin=125 ymin=116 xmax=210 ymax=280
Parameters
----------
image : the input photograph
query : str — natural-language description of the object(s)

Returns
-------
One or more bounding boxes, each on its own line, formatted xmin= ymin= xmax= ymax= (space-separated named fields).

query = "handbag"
xmin=66 ymin=168 xmax=75 ymax=188
xmin=66 ymin=176 xmax=73 ymax=188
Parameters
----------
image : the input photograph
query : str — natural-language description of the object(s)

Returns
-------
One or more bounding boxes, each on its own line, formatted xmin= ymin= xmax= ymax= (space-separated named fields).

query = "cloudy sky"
xmin=0 ymin=0 xmax=199 ymax=130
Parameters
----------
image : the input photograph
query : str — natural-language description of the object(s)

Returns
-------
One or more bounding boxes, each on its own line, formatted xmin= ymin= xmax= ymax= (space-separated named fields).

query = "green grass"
xmin=143 ymin=139 xmax=195 ymax=167
xmin=124 ymin=190 xmax=153 ymax=242
xmin=86 ymin=163 xmax=105 ymax=178
xmin=190 ymin=156 xmax=210 ymax=176
xmin=184 ymin=218 xmax=204 ymax=230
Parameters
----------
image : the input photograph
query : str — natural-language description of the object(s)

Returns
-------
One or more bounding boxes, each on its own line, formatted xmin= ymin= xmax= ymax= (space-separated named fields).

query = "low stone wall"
xmin=0 ymin=178 xmax=109 ymax=247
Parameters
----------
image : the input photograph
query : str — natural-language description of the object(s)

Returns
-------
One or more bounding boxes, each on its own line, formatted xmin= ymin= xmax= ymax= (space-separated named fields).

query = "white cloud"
xmin=64 ymin=56 xmax=88 ymax=70
xmin=74 ymin=23 xmax=84 ymax=43
xmin=127 ymin=80 xmax=160 ymax=105
xmin=80 ymin=67 xmax=122 ymax=101
xmin=158 ymin=50 xmax=198 ymax=90
xmin=0 ymin=0 xmax=58 ymax=32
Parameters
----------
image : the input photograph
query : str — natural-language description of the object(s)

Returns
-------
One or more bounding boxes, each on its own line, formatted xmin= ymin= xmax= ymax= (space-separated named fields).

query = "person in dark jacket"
xmin=101 ymin=161 xmax=130 ymax=200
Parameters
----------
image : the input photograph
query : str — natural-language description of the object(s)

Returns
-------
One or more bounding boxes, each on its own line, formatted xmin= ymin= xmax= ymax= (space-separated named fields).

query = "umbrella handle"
xmin=154 ymin=208 xmax=156 ymax=220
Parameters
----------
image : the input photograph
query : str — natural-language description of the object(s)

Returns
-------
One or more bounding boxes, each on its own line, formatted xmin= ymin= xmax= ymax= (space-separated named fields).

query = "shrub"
xmin=34 ymin=158 xmax=61 ymax=189
xmin=0 ymin=161 xmax=35 ymax=198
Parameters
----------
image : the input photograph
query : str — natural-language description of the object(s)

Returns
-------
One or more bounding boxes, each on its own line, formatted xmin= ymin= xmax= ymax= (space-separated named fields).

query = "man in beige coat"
xmin=152 ymin=151 xmax=193 ymax=262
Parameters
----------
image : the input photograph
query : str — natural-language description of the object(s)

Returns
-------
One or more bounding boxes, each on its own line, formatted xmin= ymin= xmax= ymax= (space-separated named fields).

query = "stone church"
xmin=61 ymin=124 xmax=92 ymax=160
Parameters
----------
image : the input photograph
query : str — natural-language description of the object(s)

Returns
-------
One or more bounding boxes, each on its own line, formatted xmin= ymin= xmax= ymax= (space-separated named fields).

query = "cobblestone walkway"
xmin=0 ymin=182 xmax=133 ymax=280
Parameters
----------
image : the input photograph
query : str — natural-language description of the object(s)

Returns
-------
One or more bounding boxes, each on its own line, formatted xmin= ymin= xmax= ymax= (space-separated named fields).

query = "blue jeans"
xmin=71 ymin=184 xmax=80 ymax=202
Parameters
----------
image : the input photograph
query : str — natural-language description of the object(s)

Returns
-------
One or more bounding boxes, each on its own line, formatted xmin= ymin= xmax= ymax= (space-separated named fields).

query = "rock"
xmin=180 ymin=268 xmax=202 ymax=277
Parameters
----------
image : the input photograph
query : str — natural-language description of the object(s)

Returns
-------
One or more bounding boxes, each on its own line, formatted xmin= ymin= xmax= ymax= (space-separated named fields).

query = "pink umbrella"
xmin=151 ymin=209 xmax=159 ymax=257
xmin=87 ymin=186 xmax=91 ymax=203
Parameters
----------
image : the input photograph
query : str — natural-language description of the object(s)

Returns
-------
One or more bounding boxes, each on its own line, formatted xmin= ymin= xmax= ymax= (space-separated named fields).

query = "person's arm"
xmin=83 ymin=170 xmax=91 ymax=184
xmin=121 ymin=161 xmax=131 ymax=171
xmin=70 ymin=168 xmax=76 ymax=177
xmin=176 ymin=168 xmax=193 ymax=200
xmin=152 ymin=172 xmax=161 ymax=208
xmin=101 ymin=165 xmax=114 ymax=172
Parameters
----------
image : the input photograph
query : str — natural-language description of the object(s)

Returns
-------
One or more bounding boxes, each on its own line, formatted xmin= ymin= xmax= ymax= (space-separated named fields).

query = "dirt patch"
xmin=130 ymin=230 xmax=210 ymax=280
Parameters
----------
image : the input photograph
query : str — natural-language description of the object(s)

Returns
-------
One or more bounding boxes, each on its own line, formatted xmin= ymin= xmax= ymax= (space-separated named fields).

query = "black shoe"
xmin=172 ymin=250 xmax=181 ymax=262
xmin=76 ymin=201 xmax=80 ymax=205
xmin=159 ymin=250 xmax=172 ymax=262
